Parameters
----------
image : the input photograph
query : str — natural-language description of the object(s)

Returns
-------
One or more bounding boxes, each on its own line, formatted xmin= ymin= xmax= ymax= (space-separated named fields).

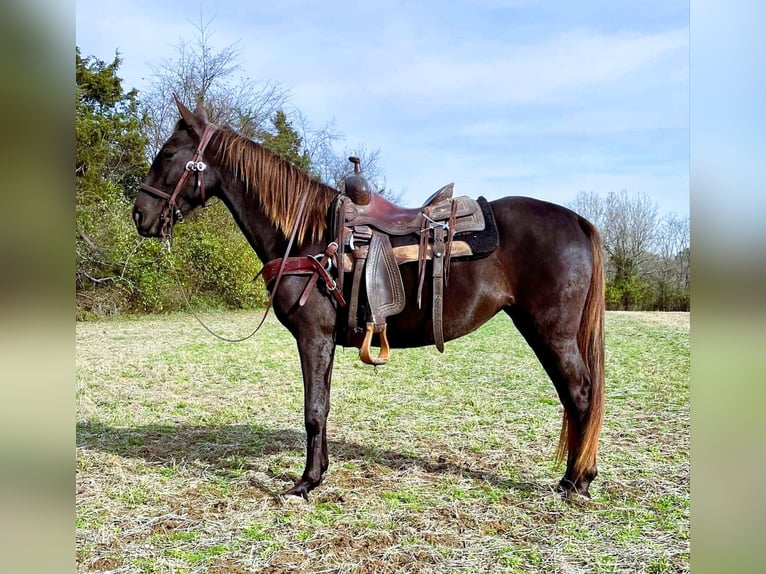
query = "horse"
xmin=133 ymin=98 xmax=605 ymax=499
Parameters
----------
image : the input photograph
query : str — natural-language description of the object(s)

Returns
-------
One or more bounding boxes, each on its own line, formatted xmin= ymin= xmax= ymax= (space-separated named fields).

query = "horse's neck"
xmin=217 ymin=182 xmax=289 ymax=263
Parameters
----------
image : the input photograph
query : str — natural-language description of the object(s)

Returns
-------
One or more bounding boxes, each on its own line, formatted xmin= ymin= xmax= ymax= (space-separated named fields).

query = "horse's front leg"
xmin=284 ymin=330 xmax=335 ymax=498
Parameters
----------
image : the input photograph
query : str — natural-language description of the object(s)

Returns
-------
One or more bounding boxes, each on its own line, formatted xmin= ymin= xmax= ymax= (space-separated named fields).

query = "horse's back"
xmin=490 ymin=195 xmax=597 ymax=248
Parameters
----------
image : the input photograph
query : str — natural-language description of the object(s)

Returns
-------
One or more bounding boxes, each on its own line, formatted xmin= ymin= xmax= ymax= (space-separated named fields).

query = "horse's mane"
xmin=210 ymin=128 xmax=338 ymax=244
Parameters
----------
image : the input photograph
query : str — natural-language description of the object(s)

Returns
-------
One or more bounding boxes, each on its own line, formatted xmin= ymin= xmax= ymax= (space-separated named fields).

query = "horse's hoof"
xmin=282 ymin=486 xmax=309 ymax=500
xmin=557 ymin=479 xmax=591 ymax=500
xmin=283 ymin=479 xmax=317 ymax=501
xmin=281 ymin=492 xmax=309 ymax=506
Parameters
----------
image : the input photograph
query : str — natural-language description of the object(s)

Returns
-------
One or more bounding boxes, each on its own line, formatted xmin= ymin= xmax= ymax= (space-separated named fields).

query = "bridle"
xmin=139 ymin=123 xmax=218 ymax=239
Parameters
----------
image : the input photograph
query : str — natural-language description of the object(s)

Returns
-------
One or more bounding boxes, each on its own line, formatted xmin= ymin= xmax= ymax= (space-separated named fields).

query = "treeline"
xmin=568 ymin=190 xmax=690 ymax=311
xmin=76 ymin=23 xmax=689 ymax=318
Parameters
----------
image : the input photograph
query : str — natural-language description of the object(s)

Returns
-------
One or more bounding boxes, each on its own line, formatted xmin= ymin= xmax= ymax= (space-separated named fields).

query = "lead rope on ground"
xmin=162 ymin=240 xmax=271 ymax=343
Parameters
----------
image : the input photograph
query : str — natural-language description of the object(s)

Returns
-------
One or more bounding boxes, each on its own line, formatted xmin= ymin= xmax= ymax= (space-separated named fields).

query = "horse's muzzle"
xmin=132 ymin=207 xmax=160 ymax=237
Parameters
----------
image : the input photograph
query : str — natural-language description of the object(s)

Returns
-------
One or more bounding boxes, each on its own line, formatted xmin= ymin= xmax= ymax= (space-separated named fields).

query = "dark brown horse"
xmin=133 ymin=98 xmax=605 ymax=499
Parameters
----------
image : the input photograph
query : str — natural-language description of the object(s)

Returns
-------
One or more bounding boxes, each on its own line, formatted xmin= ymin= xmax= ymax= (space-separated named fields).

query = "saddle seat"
xmin=342 ymin=183 xmax=454 ymax=236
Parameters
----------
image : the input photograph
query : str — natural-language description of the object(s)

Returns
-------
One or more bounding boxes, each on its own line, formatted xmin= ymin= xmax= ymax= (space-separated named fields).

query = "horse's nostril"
xmin=133 ymin=211 xmax=142 ymax=225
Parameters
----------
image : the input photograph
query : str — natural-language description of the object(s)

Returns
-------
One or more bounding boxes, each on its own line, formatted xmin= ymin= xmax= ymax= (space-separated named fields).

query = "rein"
xmin=163 ymin=240 xmax=268 ymax=342
xmin=162 ymin=192 xmax=317 ymax=343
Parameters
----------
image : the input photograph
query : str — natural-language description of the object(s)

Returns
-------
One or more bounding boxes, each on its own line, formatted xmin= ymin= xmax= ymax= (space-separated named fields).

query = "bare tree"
xmin=602 ymin=190 xmax=659 ymax=275
xmin=569 ymin=190 xmax=606 ymax=232
xmin=140 ymin=16 xmax=289 ymax=156
xmin=320 ymin=144 xmax=401 ymax=202
xmin=657 ymin=215 xmax=690 ymax=278
xmin=285 ymin=108 xmax=349 ymax=187
xmin=569 ymin=190 xmax=671 ymax=309
xmin=603 ymin=190 xmax=659 ymax=308
xmin=654 ymin=214 xmax=690 ymax=309
xmin=569 ymin=190 xmax=690 ymax=310
xmin=137 ymin=17 xmax=393 ymax=201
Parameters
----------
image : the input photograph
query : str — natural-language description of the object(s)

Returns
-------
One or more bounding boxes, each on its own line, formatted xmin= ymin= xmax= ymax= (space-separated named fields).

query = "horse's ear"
xmin=173 ymin=93 xmax=207 ymax=137
xmin=192 ymin=99 xmax=209 ymax=122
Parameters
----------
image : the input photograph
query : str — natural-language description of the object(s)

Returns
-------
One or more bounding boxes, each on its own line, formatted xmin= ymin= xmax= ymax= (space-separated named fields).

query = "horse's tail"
xmin=556 ymin=218 xmax=605 ymax=479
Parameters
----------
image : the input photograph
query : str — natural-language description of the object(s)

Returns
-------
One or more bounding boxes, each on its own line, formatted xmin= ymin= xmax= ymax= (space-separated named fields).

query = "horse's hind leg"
xmin=508 ymin=309 xmax=602 ymax=497
xmin=548 ymin=340 xmax=600 ymax=497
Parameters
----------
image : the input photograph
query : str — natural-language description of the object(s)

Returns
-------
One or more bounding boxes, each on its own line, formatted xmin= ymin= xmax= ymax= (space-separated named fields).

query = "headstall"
xmin=139 ymin=123 xmax=217 ymax=238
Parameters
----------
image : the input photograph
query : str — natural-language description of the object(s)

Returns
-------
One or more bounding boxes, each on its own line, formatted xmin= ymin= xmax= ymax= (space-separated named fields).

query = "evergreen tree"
xmin=260 ymin=110 xmax=311 ymax=171
xmin=76 ymin=47 xmax=148 ymax=197
xmin=76 ymin=47 xmax=152 ymax=314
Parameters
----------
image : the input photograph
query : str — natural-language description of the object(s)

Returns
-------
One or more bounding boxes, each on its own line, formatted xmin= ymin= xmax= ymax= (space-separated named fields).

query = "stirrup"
xmin=359 ymin=322 xmax=391 ymax=366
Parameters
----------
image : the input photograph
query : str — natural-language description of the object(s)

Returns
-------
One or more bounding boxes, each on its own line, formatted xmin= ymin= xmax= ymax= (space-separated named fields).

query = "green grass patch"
xmin=166 ymin=544 xmax=229 ymax=564
xmin=381 ymin=489 xmax=427 ymax=509
xmin=240 ymin=522 xmax=271 ymax=541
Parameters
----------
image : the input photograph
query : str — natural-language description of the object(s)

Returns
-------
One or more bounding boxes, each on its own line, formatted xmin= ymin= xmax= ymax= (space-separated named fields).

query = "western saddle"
xmin=336 ymin=157 xmax=486 ymax=365
xmin=261 ymin=157 xmax=488 ymax=365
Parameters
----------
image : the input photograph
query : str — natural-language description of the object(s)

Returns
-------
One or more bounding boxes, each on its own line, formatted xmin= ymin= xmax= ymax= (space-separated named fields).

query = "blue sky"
xmin=76 ymin=0 xmax=689 ymax=217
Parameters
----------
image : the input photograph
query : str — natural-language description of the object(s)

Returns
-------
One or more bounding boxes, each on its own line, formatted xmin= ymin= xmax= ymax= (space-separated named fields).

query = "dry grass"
xmin=76 ymin=311 xmax=689 ymax=573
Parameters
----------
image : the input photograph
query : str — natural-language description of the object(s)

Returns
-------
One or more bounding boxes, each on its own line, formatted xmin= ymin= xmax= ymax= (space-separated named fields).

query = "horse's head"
xmin=133 ymin=96 xmax=219 ymax=238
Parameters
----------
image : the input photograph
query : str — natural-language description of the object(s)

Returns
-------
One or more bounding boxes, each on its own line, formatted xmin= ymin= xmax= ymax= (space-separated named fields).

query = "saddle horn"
xmin=344 ymin=157 xmax=372 ymax=205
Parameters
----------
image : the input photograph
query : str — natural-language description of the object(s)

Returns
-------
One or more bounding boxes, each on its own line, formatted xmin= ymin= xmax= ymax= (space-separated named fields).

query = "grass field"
xmin=76 ymin=310 xmax=689 ymax=573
